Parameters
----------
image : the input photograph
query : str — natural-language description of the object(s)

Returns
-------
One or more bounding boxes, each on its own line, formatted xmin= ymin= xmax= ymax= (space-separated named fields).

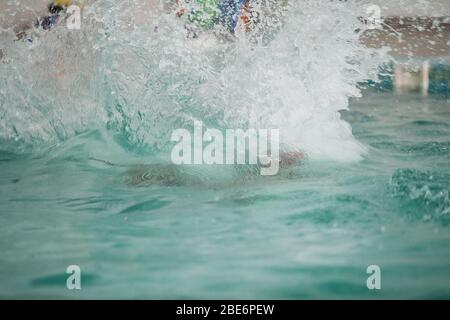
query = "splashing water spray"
xmin=0 ymin=0 xmax=388 ymax=179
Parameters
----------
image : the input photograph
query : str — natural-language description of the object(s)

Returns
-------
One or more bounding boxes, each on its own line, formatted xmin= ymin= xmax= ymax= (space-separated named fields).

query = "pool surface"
xmin=0 ymin=92 xmax=449 ymax=299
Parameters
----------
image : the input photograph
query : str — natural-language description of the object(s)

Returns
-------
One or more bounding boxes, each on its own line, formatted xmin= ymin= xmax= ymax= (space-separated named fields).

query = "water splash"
xmin=0 ymin=0 xmax=387 ymax=161
xmin=390 ymin=168 xmax=450 ymax=222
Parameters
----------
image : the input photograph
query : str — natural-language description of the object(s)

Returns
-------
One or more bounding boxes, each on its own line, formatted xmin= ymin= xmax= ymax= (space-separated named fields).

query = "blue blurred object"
xmin=36 ymin=3 xmax=66 ymax=30
xmin=218 ymin=0 xmax=248 ymax=32
xmin=429 ymin=63 xmax=450 ymax=96
xmin=38 ymin=14 xmax=60 ymax=30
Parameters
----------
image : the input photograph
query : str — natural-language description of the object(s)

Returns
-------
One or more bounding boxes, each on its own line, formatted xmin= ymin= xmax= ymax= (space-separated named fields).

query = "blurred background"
xmin=361 ymin=0 xmax=450 ymax=96
xmin=1 ymin=0 xmax=449 ymax=95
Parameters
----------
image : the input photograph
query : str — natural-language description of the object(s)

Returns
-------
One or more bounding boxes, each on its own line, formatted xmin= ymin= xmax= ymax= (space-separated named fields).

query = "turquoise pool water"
xmin=0 ymin=92 xmax=449 ymax=299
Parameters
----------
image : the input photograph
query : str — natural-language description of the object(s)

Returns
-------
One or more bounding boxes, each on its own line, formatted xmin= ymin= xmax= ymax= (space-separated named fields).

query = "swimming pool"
xmin=0 ymin=0 xmax=449 ymax=300
xmin=0 ymin=91 xmax=449 ymax=299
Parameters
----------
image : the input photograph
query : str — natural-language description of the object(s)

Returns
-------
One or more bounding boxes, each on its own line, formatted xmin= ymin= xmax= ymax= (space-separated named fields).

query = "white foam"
xmin=0 ymin=0 xmax=387 ymax=161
